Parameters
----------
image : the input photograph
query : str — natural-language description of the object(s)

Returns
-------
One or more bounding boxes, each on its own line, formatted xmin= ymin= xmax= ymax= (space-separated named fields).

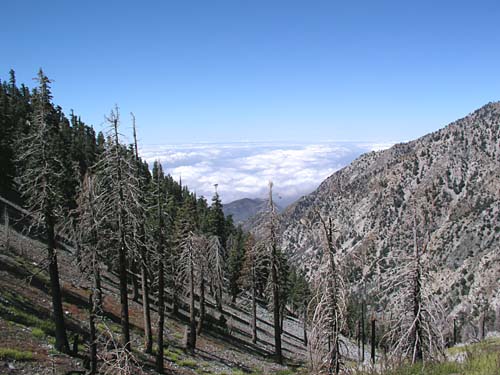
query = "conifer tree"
xmin=16 ymin=69 xmax=70 ymax=353
xmin=227 ymin=227 xmax=246 ymax=302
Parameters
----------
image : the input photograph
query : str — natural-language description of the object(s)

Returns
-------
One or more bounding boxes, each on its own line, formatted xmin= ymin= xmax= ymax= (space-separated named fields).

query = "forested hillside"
xmin=0 ymin=70 xmax=310 ymax=374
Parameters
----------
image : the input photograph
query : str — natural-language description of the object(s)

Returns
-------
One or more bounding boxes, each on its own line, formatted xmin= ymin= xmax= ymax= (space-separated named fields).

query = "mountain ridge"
xmin=279 ymin=101 xmax=500 ymax=335
xmin=223 ymin=197 xmax=283 ymax=225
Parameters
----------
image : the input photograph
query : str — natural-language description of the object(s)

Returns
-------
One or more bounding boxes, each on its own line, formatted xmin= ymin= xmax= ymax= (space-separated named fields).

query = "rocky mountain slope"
xmin=280 ymin=102 xmax=500 ymax=329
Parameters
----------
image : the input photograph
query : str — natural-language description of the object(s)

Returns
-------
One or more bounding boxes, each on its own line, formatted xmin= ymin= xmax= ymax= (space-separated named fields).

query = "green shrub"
xmin=178 ymin=359 xmax=198 ymax=368
xmin=273 ymin=370 xmax=294 ymax=375
xmin=163 ymin=348 xmax=180 ymax=362
xmin=0 ymin=348 xmax=34 ymax=361
xmin=31 ymin=327 xmax=45 ymax=339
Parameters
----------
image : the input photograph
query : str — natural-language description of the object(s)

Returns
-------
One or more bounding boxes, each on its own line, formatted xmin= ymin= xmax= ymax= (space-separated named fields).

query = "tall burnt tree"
xmin=195 ymin=234 xmax=224 ymax=335
xmin=151 ymin=161 xmax=167 ymax=373
xmin=173 ymin=195 xmax=197 ymax=348
xmin=264 ymin=181 xmax=283 ymax=364
xmin=93 ymin=107 xmax=141 ymax=351
xmin=16 ymin=70 xmax=70 ymax=353
xmin=72 ymin=171 xmax=104 ymax=373
xmin=131 ymin=113 xmax=153 ymax=354
xmin=239 ymin=233 xmax=268 ymax=344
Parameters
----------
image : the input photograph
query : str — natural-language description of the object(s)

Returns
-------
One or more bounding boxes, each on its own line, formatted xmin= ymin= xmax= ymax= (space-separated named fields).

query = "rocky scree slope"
xmin=280 ymin=102 xmax=500 ymax=329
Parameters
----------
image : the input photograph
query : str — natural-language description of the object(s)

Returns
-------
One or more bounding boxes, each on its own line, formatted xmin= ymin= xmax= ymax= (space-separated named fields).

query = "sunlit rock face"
xmin=277 ymin=102 xmax=500 ymax=327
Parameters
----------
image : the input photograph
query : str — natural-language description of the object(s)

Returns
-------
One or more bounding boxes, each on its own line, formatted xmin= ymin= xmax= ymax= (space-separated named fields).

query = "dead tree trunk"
xmin=4 ymin=205 xmax=10 ymax=250
xmin=495 ymin=306 xmax=500 ymax=332
xmin=361 ymin=301 xmax=365 ymax=362
xmin=371 ymin=318 xmax=376 ymax=364
xmin=269 ymin=182 xmax=283 ymax=365
xmin=156 ymin=252 xmax=165 ymax=373
xmin=357 ymin=319 xmax=361 ymax=362
xmin=130 ymin=260 xmax=140 ymax=302
xmin=251 ymin=266 xmax=258 ymax=344
xmin=453 ymin=318 xmax=457 ymax=346
xmin=153 ymin=161 xmax=166 ymax=373
xmin=197 ymin=276 xmax=206 ymax=335
xmin=89 ymin=292 xmax=97 ymax=374
xmin=131 ymin=115 xmax=153 ymax=354
xmin=46 ymin=211 xmax=70 ymax=354
xmin=113 ymin=117 xmax=131 ymax=352
xmin=478 ymin=312 xmax=485 ymax=340
xmin=186 ymin=246 xmax=197 ymax=352
xmin=303 ymin=301 xmax=308 ymax=347
xmin=412 ymin=221 xmax=423 ymax=363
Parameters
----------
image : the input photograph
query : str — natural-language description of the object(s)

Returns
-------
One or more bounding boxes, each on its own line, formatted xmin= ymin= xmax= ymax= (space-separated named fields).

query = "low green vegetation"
xmin=0 ymin=294 xmax=55 ymax=335
xmin=0 ymin=348 xmax=34 ymax=361
xmin=354 ymin=338 xmax=500 ymax=375
xmin=273 ymin=370 xmax=295 ymax=375
xmin=31 ymin=327 xmax=45 ymax=339
xmin=178 ymin=358 xmax=198 ymax=368
xmin=96 ymin=321 xmax=121 ymax=334
xmin=163 ymin=347 xmax=182 ymax=363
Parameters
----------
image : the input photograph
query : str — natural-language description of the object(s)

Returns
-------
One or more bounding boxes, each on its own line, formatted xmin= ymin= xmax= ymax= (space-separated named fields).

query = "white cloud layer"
xmin=140 ymin=141 xmax=393 ymax=205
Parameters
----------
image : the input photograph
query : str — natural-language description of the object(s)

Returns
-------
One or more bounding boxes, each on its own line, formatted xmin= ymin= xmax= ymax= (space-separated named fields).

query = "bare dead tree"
xmin=261 ymin=181 xmax=283 ymax=364
xmin=178 ymin=231 xmax=198 ymax=352
xmin=71 ymin=171 xmax=105 ymax=373
xmin=16 ymin=70 xmax=70 ymax=353
xmin=131 ymin=113 xmax=153 ymax=354
xmin=197 ymin=235 xmax=224 ymax=335
xmin=149 ymin=160 xmax=167 ymax=373
xmin=378 ymin=209 xmax=446 ymax=364
xmin=97 ymin=322 xmax=145 ymax=375
xmin=177 ymin=231 xmax=224 ymax=350
xmin=239 ymin=234 xmax=269 ymax=344
xmin=307 ymin=213 xmax=348 ymax=375
xmin=93 ymin=107 xmax=143 ymax=351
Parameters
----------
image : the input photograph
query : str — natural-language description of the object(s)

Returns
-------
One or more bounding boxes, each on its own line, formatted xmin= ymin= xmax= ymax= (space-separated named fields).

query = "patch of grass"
xmin=0 ymin=299 xmax=55 ymax=335
xmin=163 ymin=347 xmax=183 ymax=363
xmin=178 ymin=359 xmax=198 ymax=368
xmin=273 ymin=370 xmax=295 ymax=375
xmin=31 ymin=327 xmax=45 ymax=339
xmin=0 ymin=348 xmax=34 ymax=361
xmin=355 ymin=338 xmax=500 ymax=375
xmin=96 ymin=321 xmax=121 ymax=334
xmin=173 ymin=332 xmax=184 ymax=340
xmin=462 ymin=341 xmax=500 ymax=375
xmin=195 ymin=368 xmax=215 ymax=375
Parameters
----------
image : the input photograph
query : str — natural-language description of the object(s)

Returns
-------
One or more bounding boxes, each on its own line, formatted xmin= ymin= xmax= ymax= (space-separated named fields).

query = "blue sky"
xmin=2 ymin=0 xmax=499 ymax=144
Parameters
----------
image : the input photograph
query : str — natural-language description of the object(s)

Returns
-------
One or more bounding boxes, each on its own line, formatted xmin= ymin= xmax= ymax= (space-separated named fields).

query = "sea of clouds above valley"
xmin=140 ymin=142 xmax=393 ymax=206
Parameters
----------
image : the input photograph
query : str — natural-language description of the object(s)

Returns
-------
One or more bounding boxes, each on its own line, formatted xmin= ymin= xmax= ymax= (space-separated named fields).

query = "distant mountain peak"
xmin=223 ymin=197 xmax=282 ymax=224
